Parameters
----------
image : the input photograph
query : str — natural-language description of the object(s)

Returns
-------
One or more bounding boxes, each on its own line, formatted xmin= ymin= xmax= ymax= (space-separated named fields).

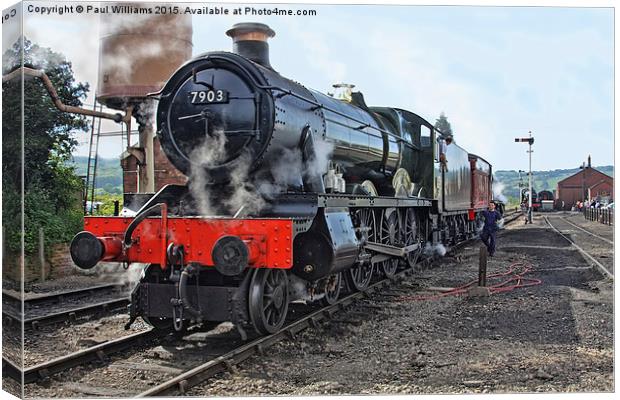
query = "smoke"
xmin=99 ymin=41 xmax=165 ymax=85
xmin=305 ymin=136 xmax=335 ymax=184
xmin=117 ymin=263 xmax=146 ymax=294
xmin=99 ymin=7 xmax=190 ymax=85
xmin=84 ymin=262 xmax=144 ymax=294
xmin=223 ymin=152 xmax=267 ymax=216
xmin=424 ymin=242 xmax=447 ymax=257
xmin=188 ymin=129 xmax=334 ymax=217
xmin=492 ymin=178 xmax=508 ymax=203
xmin=134 ymin=98 xmax=156 ymax=126
xmin=188 ymin=130 xmax=229 ymax=215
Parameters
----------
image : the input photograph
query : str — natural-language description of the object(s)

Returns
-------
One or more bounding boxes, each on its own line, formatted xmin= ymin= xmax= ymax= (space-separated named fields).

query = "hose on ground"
xmin=398 ymin=261 xmax=541 ymax=301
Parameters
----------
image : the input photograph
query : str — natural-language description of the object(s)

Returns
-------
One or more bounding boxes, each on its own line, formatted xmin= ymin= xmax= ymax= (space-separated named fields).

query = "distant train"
xmin=522 ymin=188 xmax=555 ymax=211
xmin=537 ymin=190 xmax=555 ymax=211
xmin=521 ymin=188 xmax=539 ymax=211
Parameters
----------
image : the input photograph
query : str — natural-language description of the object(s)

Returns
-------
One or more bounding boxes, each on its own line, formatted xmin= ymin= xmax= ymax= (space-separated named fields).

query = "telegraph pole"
xmin=515 ymin=131 xmax=535 ymax=224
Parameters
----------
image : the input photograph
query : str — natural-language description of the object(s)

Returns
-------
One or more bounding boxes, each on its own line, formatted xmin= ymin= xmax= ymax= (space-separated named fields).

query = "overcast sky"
xmin=3 ymin=0 xmax=614 ymax=171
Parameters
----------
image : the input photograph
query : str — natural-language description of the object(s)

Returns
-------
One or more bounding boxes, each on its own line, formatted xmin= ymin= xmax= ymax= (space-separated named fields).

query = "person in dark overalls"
xmin=481 ymin=201 xmax=502 ymax=256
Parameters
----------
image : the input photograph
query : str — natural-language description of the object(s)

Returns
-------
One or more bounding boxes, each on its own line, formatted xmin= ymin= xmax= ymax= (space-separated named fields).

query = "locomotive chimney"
xmin=226 ymin=22 xmax=275 ymax=69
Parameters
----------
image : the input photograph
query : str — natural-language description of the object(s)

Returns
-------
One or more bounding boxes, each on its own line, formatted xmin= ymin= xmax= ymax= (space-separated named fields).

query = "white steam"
xmin=223 ymin=152 xmax=267 ymax=217
xmin=99 ymin=41 xmax=165 ymax=85
xmin=188 ymin=130 xmax=229 ymax=216
xmin=188 ymin=128 xmax=334 ymax=217
xmin=305 ymin=137 xmax=334 ymax=181
xmin=99 ymin=9 xmax=190 ymax=85
xmin=492 ymin=178 xmax=508 ymax=203
xmin=423 ymin=242 xmax=447 ymax=257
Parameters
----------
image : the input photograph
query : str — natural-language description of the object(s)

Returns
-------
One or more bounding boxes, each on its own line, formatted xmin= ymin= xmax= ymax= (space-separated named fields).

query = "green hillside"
xmin=69 ymin=156 xmax=123 ymax=193
xmin=494 ymin=165 xmax=614 ymax=200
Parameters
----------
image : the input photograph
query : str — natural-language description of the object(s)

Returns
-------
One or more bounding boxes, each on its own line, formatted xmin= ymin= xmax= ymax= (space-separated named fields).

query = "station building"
xmin=556 ymin=156 xmax=613 ymax=209
xmin=121 ymin=138 xmax=187 ymax=194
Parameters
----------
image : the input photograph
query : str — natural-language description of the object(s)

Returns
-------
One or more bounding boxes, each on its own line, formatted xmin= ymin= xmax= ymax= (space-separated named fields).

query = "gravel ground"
xmin=2 ymin=376 xmax=22 ymax=398
xmin=2 ymin=320 xmax=22 ymax=366
xmin=184 ymin=213 xmax=613 ymax=396
xmin=23 ymin=323 xmax=247 ymax=398
xmin=23 ymin=313 xmax=151 ymax=367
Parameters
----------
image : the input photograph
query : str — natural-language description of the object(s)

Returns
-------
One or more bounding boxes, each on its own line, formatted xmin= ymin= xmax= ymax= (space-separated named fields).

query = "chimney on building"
xmin=226 ymin=22 xmax=275 ymax=69
xmin=588 ymin=155 xmax=591 ymax=168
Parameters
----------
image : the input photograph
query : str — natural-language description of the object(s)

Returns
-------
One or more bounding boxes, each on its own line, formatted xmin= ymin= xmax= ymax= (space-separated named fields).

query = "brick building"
xmin=120 ymin=137 xmax=187 ymax=193
xmin=556 ymin=158 xmax=613 ymax=209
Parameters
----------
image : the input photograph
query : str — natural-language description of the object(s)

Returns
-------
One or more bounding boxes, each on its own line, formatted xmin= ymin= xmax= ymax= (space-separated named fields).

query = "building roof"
xmin=557 ymin=167 xmax=613 ymax=185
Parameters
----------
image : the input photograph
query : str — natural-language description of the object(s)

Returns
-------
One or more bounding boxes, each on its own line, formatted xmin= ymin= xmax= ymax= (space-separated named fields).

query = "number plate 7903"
xmin=189 ymin=89 xmax=229 ymax=104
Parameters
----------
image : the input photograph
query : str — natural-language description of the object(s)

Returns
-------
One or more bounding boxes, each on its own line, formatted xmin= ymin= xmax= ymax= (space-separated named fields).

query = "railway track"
xmin=2 ymin=283 xmax=124 ymax=306
xmin=558 ymin=216 xmax=613 ymax=245
xmin=4 ymin=213 xmax=522 ymax=393
xmin=2 ymin=329 xmax=165 ymax=384
xmin=543 ymin=215 xmax=613 ymax=279
xmin=3 ymin=298 xmax=130 ymax=330
xmin=2 ymin=283 xmax=130 ymax=329
xmin=503 ymin=210 xmax=522 ymax=225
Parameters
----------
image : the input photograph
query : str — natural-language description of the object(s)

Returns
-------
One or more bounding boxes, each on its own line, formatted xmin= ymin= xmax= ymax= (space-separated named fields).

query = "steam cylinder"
xmin=96 ymin=6 xmax=193 ymax=109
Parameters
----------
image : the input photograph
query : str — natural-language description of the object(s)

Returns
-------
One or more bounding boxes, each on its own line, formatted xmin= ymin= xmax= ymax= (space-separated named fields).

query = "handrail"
xmin=200 ymin=55 xmax=427 ymax=145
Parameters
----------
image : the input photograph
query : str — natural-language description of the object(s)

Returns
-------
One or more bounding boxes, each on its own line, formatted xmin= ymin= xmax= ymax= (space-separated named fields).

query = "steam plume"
xmin=492 ymin=177 xmax=508 ymax=203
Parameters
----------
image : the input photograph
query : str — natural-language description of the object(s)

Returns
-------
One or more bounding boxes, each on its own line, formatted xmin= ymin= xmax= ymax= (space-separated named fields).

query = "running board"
xmin=365 ymin=242 xmax=420 ymax=257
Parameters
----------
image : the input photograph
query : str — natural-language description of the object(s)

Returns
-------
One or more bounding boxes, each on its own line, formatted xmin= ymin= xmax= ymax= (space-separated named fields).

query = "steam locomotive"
xmin=521 ymin=188 xmax=541 ymax=211
xmin=70 ymin=23 xmax=495 ymax=337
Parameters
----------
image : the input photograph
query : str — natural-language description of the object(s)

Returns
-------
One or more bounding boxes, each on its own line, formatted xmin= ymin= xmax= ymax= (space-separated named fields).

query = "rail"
xmin=2 ymin=298 xmax=130 ymax=330
xmin=544 ymin=216 xmax=613 ymax=280
xmin=2 ymin=329 xmax=163 ymax=384
xmin=2 ymin=283 xmax=123 ymax=305
xmin=583 ymin=207 xmax=613 ymax=226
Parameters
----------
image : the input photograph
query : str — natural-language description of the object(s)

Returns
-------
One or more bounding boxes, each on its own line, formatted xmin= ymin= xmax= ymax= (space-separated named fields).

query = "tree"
xmin=434 ymin=112 xmax=453 ymax=137
xmin=2 ymin=38 xmax=89 ymax=253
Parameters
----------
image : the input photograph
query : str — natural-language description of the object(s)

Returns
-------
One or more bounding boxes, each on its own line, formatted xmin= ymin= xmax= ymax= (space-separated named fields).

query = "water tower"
xmin=97 ymin=6 xmax=192 ymax=193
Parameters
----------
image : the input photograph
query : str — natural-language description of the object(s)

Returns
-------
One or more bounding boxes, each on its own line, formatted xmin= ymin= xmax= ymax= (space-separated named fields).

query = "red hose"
xmin=399 ymin=261 xmax=542 ymax=302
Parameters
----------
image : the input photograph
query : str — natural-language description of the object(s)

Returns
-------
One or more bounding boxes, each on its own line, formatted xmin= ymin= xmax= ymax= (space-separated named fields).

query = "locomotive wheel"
xmin=248 ymin=268 xmax=289 ymax=335
xmin=320 ymin=272 xmax=342 ymax=306
xmin=346 ymin=209 xmax=376 ymax=291
xmin=402 ymin=209 xmax=423 ymax=268
xmin=379 ymin=209 xmax=400 ymax=278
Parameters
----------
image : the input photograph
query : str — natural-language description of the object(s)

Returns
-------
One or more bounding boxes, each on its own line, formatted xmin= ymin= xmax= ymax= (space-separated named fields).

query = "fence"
xmin=583 ymin=207 xmax=614 ymax=226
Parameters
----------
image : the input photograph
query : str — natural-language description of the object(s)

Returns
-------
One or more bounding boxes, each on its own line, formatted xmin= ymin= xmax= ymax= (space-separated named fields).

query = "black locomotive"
xmin=71 ymin=23 xmax=495 ymax=336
